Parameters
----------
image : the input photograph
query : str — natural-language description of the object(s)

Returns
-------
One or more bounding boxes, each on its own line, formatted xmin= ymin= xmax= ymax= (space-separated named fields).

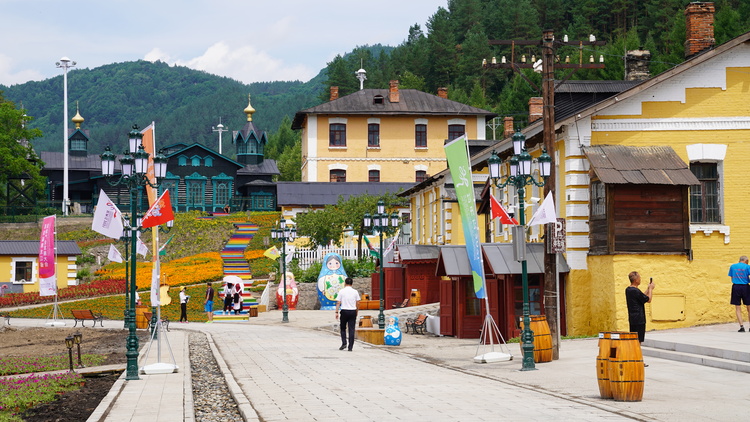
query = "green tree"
xmin=295 ymin=207 xmax=346 ymax=248
xmin=266 ymin=115 xmax=298 ymax=160
xmin=426 ymin=7 xmax=457 ymax=89
xmin=276 ymin=139 xmax=301 ymax=181
xmin=0 ymin=94 xmax=45 ymax=214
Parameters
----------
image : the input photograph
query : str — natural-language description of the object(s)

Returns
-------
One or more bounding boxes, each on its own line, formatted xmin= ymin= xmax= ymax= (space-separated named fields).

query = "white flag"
xmin=92 ymin=190 xmax=124 ymax=239
xmin=150 ymin=259 xmax=160 ymax=306
xmin=108 ymin=244 xmax=124 ymax=263
xmin=137 ymin=238 xmax=149 ymax=257
xmin=528 ymin=191 xmax=557 ymax=226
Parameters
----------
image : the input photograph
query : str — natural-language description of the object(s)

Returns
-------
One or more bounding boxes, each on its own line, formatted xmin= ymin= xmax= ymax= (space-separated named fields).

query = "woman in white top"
xmin=179 ymin=287 xmax=189 ymax=323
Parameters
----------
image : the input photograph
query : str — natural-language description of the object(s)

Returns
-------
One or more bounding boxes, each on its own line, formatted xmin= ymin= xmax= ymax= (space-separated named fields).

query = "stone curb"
xmin=183 ymin=332 xmax=195 ymax=422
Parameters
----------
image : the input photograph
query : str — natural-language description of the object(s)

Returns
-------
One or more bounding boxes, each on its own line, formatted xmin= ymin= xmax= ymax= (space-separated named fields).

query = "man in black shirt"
xmin=625 ymin=271 xmax=654 ymax=343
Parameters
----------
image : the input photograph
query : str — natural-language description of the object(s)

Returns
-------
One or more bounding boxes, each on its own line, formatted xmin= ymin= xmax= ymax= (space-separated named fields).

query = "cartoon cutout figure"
xmin=276 ymin=271 xmax=299 ymax=310
xmin=384 ymin=316 xmax=402 ymax=346
xmin=317 ymin=253 xmax=347 ymax=310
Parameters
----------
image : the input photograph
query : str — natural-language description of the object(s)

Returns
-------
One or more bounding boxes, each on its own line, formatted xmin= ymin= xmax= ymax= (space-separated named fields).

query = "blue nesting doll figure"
xmin=384 ymin=316 xmax=402 ymax=346
xmin=317 ymin=253 xmax=347 ymax=310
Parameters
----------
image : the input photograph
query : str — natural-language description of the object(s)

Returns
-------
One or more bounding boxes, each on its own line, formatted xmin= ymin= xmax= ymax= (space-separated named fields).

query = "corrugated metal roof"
xmin=236 ymin=159 xmax=279 ymax=176
xmin=292 ymin=89 xmax=496 ymax=129
xmin=436 ymin=243 xmax=569 ymax=276
xmin=276 ymin=182 xmax=414 ymax=207
xmin=582 ymin=145 xmax=699 ymax=185
xmin=397 ymin=244 xmax=439 ymax=262
xmin=554 ymin=80 xmax=642 ymax=94
xmin=40 ymin=152 xmax=102 ymax=171
xmin=0 ymin=240 xmax=81 ymax=256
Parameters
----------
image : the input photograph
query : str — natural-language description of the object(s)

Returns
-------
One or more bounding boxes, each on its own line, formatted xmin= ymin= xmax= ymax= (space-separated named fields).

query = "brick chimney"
xmin=625 ymin=49 xmax=651 ymax=81
xmin=685 ymin=2 xmax=715 ymax=59
xmin=389 ymin=80 xmax=400 ymax=103
xmin=503 ymin=117 xmax=515 ymax=138
xmin=437 ymin=87 xmax=448 ymax=99
xmin=329 ymin=86 xmax=339 ymax=101
xmin=528 ymin=97 xmax=543 ymax=123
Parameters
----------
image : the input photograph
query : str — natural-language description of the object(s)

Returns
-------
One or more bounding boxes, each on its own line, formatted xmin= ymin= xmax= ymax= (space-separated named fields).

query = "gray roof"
xmin=236 ymin=159 xmax=279 ymax=176
xmin=276 ymin=182 xmax=414 ymax=207
xmin=582 ymin=145 xmax=700 ymax=185
xmin=397 ymin=244 xmax=440 ymax=262
xmin=40 ymin=152 xmax=101 ymax=171
xmin=292 ymin=89 xmax=496 ymax=129
xmin=0 ymin=240 xmax=81 ymax=256
xmin=436 ymin=243 xmax=568 ymax=277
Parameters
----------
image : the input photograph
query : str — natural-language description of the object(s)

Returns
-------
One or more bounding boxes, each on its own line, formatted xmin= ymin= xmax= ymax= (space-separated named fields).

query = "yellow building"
xmin=0 ymin=240 xmax=81 ymax=293
xmin=292 ymin=82 xmax=496 ymax=184
xmin=401 ymin=8 xmax=750 ymax=336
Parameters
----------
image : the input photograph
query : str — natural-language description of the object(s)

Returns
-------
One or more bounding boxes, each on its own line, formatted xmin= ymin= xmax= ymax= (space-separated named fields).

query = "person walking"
xmin=727 ymin=255 xmax=750 ymax=332
xmin=625 ymin=271 xmax=654 ymax=343
xmin=335 ymin=277 xmax=361 ymax=351
xmin=179 ymin=287 xmax=189 ymax=323
xmin=205 ymin=281 xmax=215 ymax=323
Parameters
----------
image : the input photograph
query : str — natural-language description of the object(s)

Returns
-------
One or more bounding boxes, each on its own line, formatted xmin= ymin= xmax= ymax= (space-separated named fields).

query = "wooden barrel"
xmin=410 ymin=289 xmax=421 ymax=306
xmin=135 ymin=305 xmax=149 ymax=329
xmin=519 ymin=315 xmax=553 ymax=363
xmin=608 ymin=331 xmax=645 ymax=402
xmin=596 ymin=332 xmax=613 ymax=399
xmin=359 ymin=315 xmax=373 ymax=328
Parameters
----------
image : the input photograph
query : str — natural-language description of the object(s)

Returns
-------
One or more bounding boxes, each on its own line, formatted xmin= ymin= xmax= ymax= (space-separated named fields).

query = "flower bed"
xmin=0 ymin=355 xmax=106 ymax=377
xmin=0 ymin=279 xmax=126 ymax=308
xmin=94 ymin=252 xmax=223 ymax=289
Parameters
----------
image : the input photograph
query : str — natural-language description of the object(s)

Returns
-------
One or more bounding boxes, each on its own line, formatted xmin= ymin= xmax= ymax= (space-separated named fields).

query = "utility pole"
xmin=484 ymin=30 xmax=605 ymax=360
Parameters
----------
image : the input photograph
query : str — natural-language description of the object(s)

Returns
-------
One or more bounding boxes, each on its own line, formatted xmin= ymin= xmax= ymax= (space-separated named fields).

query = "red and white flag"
xmin=490 ymin=193 xmax=518 ymax=225
xmin=141 ymin=190 xmax=175 ymax=229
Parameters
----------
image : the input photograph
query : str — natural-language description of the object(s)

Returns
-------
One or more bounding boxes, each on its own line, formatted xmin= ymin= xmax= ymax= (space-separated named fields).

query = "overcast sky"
xmin=1 ymin=0 xmax=446 ymax=86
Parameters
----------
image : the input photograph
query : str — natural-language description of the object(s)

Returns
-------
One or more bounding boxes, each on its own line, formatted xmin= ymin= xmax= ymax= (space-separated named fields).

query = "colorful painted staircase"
xmin=214 ymin=223 xmax=260 ymax=321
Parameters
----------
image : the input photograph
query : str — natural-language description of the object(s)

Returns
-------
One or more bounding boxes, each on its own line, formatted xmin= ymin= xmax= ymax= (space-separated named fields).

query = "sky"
xmin=0 ymin=0 xmax=447 ymax=87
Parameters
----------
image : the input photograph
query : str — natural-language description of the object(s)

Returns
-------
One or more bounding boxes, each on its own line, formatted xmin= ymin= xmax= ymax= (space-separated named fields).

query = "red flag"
xmin=141 ymin=190 xmax=175 ymax=228
xmin=490 ymin=193 xmax=518 ymax=225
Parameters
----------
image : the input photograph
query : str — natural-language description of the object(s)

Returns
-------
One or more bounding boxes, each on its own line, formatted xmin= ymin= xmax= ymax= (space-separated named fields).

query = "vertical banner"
xmin=140 ymin=122 xmax=157 ymax=205
xmin=38 ymin=215 xmax=57 ymax=296
xmin=444 ymin=135 xmax=487 ymax=299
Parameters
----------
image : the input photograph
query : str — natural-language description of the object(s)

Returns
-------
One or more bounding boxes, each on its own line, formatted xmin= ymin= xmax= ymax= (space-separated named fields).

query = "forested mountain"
xmin=2 ymin=0 xmax=750 ymax=159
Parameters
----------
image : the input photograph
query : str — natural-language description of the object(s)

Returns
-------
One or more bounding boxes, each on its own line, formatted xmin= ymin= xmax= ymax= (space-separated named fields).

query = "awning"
xmin=436 ymin=243 xmax=570 ymax=277
xmin=397 ymin=244 xmax=440 ymax=262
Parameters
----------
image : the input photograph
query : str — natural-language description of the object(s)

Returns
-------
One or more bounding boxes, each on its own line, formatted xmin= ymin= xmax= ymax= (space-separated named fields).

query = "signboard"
xmin=548 ymin=218 xmax=566 ymax=253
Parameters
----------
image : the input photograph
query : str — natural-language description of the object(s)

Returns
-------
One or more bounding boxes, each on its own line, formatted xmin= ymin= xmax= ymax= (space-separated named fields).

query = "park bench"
xmin=405 ymin=314 xmax=428 ymax=335
xmin=143 ymin=311 xmax=170 ymax=332
xmin=392 ymin=298 xmax=409 ymax=308
xmin=71 ymin=309 xmax=104 ymax=327
xmin=1 ymin=312 xmax=10 ymax=325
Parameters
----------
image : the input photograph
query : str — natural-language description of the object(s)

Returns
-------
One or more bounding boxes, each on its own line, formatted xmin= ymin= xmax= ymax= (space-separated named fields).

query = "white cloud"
xmin=152 ymin=41 xmax=317 ymax=85
xmin=0 ymin=54 xmax=46 ymax=86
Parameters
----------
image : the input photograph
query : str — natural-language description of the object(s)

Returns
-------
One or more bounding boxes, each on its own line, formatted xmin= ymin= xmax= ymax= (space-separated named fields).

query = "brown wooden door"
xmin=439 ymin=278 xmax=454 ymax=336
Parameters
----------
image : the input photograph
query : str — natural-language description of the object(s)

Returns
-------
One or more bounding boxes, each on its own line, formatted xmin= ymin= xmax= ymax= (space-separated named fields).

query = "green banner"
xmin=444 ymin=135 xmax=486 ymax=299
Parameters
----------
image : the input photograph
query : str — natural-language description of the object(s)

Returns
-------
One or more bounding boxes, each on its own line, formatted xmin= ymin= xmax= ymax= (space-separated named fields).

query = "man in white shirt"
xmin=335 ymin=277 xmax=361 ymax=351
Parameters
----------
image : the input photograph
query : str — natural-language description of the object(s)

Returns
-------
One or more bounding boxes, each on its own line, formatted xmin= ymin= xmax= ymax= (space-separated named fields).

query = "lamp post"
xmin=271 ymin=219 xmax=296 ymax=323
xmin=119 ymin=221 xmax=133 ymax=329
xmin=73 ymin=332 xmax=83 ymax=368
xmin=56 ymin=57 xmax=76 ymax=215
xmin=64 ymin=336 xmax=75 ymax=373
xmin=363 ymin=200 xmax=400 ymax=329
xmin=100 ymin=125 xmax=168 ymax=380
xmin=488 ymin=130 xmax=551 ymax=371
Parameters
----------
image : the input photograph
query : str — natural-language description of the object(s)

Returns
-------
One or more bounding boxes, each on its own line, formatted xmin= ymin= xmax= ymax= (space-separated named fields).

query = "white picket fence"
xmin=294 ymin=245 xmax=367 ymax=270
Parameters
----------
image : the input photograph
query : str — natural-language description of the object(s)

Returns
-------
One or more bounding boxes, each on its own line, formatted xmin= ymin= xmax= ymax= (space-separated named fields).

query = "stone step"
xmin=642 ymin=338 xmax=750 ymax=362
xmin=641 ymin=342 xmax=750 ymax=373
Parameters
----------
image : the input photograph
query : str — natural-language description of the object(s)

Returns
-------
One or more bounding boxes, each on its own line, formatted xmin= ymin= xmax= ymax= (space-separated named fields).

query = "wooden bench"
xmin=392 ymin=299 xmax=409 ymax=308
xmin=71 ymin=309 xmax=104 ymax=328
xmin=405 ymin=314 xmax=428 ymax=335
xmin=143 ymin=311 xmax=170 ymax=332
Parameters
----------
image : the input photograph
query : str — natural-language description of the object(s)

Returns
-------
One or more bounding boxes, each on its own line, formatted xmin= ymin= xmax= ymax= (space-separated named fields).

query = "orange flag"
xmin=490 ymin=193 xmax=518 ymax=225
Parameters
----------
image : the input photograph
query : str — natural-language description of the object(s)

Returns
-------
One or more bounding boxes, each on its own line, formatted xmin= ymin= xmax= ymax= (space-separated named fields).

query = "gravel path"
xmin=189 ymin=332 xmax=243 ymax=422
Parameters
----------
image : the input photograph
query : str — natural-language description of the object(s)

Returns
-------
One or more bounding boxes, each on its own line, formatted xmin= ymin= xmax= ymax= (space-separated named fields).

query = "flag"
xmin=108 ymin=244 xmax=123 ymax=263
xmin=92 ymin=190 xmax=124 ymax=239
xmin=383 ymin=231 xmax=400 ymax=257
xmin=38 ymin=215 xmax=57 ymax=297
xmin=444 ymin=135 xmax=487 ymax=299
xmin=158 ymin=234 xmax=175 ymax=256
xmin=363 ymin=236 xmax=380 ymax=258
xmin=263 ymin=246 xmax=281 ymax=260
xmin=141 ymin=122 xmax=157 ymax=205
xmin=285 ymin=245 xmax=295 ymax=264
xmin=141 ymin=190 xmax=175 ymax=229
xmin=137 ymin=238 xmax=149 ymax=257
xmin=528 ymin=191 xmax=557 ymax=226
xmin=150 ymin=259 xmax=160 ymax=306
xmin=490 ymin=193 xmax=518 ymax=225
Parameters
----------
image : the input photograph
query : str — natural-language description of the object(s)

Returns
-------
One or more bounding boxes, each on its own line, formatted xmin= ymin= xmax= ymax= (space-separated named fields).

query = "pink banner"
xmin=39 ymin=215 xmax=57 ymax=296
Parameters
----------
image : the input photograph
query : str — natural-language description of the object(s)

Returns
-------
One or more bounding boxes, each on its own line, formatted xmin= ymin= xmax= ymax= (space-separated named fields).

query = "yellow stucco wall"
xmin=1 ymin=255 xmax=75 ymax=293
xmin=305 ymin=114 xmax=480 ymax=182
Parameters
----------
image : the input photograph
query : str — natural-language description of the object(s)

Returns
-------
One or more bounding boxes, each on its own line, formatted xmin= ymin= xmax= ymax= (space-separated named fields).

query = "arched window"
xmin=448 ymin=124 xmax=465 ymax=141
xmin=369 ymin=170 xmax=380 ymax=182
xmin=191 ymin=156 xmax=201 ymax=166
xmin=178 ymin=156 xmax=187 ymax=166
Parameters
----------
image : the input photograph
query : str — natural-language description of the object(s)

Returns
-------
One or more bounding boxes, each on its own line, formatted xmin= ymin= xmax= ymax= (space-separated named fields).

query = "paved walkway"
xmin=7 ymin=311 xmax=750 ymax=421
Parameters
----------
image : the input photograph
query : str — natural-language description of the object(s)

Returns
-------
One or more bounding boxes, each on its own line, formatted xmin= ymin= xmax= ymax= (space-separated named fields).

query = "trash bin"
xmin=608 ymin=331 xmax=644 ymax=401
xmin=135 ymin=305 xmax=149 ymax=329
xmin=410 ymin=289 xmax=421 ymax=306
xmin=597 ymin=332 xmax=613 ymax=399
xmin=519 ymin=315 xmax=552 ymax=363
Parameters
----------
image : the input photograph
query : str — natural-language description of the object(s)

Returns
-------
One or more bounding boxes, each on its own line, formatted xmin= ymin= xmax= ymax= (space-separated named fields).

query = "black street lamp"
xmin=73 ymin=332 xmax=83 ymax=368
xmin=100 ymin=124 xmax=168 ymax=381
xmin=488 ymin=130 xmax=551 ymax=371
xmin=363 ymin=200 xmax=400 ymax=329
xmin=119 ymin=221 xmax=133 ymax=329
xmin=271 ymin=219 xmax=296 ymax=323
xmin=64 ymin=335 xmax=75 ymax=373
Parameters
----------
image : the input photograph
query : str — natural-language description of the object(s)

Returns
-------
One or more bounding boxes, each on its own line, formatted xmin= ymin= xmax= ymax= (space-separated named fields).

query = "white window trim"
xmin=328 ymin=163 xmax=348 ymax=171
xmin=414 ymin=164 xmax=428 ymax=172
xmin=329 ymin=117 xmax=348 ymax=124
xmin=687 ymin=143 xmax=728 ymax=242
xmin=447 ymin=118 xmax=466 ymax=125
xmin=11 ymin=257 xmax=37 ymax=284
xmin=367 ymin=118 xmax=381 ymax=124
xmin=367 ymin=164 xmax=381 ymax=171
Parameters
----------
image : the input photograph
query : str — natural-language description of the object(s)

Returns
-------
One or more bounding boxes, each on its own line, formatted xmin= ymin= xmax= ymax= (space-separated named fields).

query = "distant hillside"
xmin=0 ymin=60 xmax=326 ymax=157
